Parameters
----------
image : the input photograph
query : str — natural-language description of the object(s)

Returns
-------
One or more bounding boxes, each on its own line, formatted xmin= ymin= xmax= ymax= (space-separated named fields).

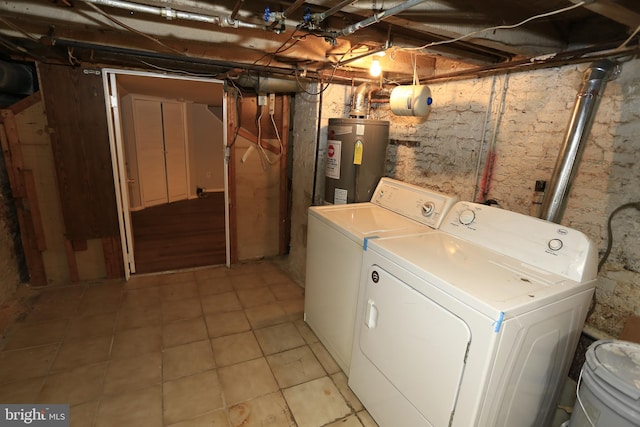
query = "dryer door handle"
xmin=365 ymin=299 xmax=378 ymax=329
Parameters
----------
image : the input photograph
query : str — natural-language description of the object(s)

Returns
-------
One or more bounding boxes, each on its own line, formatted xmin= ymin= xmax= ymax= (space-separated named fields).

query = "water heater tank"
xmin=324 ymin=118 xmax=389 ymax=204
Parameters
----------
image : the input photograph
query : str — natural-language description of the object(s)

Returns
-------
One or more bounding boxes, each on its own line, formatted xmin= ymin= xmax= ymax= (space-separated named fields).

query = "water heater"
xmin=324 ymin=118 xmax=389 ymax=204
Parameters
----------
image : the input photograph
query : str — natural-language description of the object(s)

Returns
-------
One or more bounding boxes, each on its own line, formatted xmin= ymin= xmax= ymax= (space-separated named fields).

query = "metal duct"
xmin=350 ymin=82 xmax=377 ymax=118
xmin=540 ymin=59 xmax=620 ymax=223
xmin=236 ymin=73 xmax=309 ymax=93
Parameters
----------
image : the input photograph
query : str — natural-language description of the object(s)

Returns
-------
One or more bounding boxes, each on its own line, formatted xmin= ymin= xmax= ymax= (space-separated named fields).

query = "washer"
xmin=304 ymin=178 xmax=458 ymax=373
xmin=349 ymin=201 xmax=598 ymax=427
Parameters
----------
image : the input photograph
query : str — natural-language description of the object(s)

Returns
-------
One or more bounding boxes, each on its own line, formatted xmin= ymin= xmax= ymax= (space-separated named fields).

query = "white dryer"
xmin=304 ymin=178 xmax=457 ymax=373
xmin=349 ymin=201 xmax=598 ymax=427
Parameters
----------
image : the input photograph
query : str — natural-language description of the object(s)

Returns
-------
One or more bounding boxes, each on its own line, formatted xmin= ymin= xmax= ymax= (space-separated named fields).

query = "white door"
xmin=134 ymin=98 xmax=169 ymax=207
xmin=359 ymin=265 xmax=471 ymax=426
xmin=161 ymin=101 xmax=189 ymax=202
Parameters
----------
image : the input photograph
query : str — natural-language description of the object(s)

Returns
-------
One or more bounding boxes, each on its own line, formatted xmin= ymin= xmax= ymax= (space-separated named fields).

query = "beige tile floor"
xmin=0 ymin=260 xmax=378 ymax=427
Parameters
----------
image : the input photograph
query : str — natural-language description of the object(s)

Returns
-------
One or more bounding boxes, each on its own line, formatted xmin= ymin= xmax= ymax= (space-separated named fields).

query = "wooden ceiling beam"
xmin=571 ymin=0 xmax=640 ymax=29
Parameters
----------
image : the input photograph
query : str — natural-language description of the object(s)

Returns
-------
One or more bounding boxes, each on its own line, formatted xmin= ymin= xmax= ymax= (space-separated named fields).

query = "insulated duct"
xmin=540 ymin=59 xmax=620 ymax=223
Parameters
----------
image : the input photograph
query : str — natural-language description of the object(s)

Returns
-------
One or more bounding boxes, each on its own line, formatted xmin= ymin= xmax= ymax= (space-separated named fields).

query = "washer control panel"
xmin=441 ymin=201 xmax=597 ymax=282
xmin=371 ymin=178 xmax=458 ymax=229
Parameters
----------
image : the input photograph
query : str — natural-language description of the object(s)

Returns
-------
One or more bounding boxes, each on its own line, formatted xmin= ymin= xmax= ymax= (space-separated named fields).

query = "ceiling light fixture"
xmin=370 ymin=59 xmax=382 ymax=77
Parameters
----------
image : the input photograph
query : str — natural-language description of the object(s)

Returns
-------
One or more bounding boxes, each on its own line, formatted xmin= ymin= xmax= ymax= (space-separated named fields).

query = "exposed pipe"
xmin=339 ymin=0 xmax=429 ymax=36
xmin=540 ymin=59 xmax=620 ymax=223
xmin=311 ymin=0 xmax=358 ymax=24
xmin=350 ymin=82 xmax=380 ymax=117
xmin=81 ymin=0 xmax=263 ymax=29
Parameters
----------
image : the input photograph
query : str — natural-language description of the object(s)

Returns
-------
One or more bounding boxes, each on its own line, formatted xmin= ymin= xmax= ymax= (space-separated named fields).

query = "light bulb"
xmin=370 ymin=59 xmax=382 ymax=77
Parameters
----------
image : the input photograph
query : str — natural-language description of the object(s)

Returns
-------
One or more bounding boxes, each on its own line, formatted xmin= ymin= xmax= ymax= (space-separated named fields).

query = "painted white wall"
xmin=186 ymin=103 xmax=225 ymax=193
xmin=289 ymin=57 xmax=640 ymax=337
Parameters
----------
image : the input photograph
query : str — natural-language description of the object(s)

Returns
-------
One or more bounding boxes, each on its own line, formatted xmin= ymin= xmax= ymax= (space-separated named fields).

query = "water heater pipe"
xmin=540 ymin=59 xmax=620 ymax=223
xmin=350 ymin=82 xmax=380 ymax=117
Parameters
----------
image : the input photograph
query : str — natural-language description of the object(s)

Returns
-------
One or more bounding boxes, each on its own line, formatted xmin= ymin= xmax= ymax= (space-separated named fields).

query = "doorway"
xmin=103 ymin=69 xmax=228 ymax=278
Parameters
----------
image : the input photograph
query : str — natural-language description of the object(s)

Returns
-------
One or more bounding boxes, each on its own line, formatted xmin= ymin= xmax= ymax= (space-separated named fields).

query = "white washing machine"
xmin=304 ymin=178 xmax=458 ymax=373
xmin=349 ymin=201 xmax=598 ymax=427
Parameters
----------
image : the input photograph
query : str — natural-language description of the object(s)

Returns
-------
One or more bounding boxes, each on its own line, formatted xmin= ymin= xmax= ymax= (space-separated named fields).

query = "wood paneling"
xmin=38 ymin=63 xmax=119 ymax=240
xmin=0 ymin=112 xmax=47 ymax=286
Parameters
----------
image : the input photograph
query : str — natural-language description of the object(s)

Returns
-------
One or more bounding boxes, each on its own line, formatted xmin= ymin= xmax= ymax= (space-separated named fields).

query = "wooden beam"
xmin=236 ymin=126 xmax=282 ymax=155
xmin=574 ymin=0 xmax=640 ymax=29
xmin=279 ymin=95 xmax=291 ymax=256
xmin=102 ymin=236 xmax=125 ymax=279
xmin=22 ymin=170 xmax=46 ymax=252
xmin=0 ymin=111 xmax=47 ymax=286
xmin=64 ymin=239 xmax=80 ymax=283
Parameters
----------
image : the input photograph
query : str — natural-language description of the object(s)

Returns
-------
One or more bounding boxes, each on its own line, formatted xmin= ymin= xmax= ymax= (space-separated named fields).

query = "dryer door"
xmin=359 ymin=265 xmax=471 ymax=426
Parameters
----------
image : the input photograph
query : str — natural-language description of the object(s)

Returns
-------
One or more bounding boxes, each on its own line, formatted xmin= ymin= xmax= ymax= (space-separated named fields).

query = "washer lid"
xmin=587 ymin=340 xmax=640 ymax=400
xmin=309 ymin=203 xmax=430 ymax=243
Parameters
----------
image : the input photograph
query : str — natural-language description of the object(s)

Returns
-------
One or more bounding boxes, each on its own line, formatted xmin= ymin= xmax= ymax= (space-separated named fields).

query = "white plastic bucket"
xmin=569 ymin=340 xmax=640 ymax=427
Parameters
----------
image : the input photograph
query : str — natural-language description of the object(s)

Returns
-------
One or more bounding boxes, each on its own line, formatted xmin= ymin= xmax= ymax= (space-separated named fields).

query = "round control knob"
xmin=422 ymin=202 xmax=435 ymax=217
xmin=548 ymin=239 xmax=563 ymax=251
xmin=459 ymin=209 xmax=475 ymax=225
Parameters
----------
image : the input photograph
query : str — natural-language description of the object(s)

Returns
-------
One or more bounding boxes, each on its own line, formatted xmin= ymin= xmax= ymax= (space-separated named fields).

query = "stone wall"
xmin=289 ymin=57 xmax=640 ymax=337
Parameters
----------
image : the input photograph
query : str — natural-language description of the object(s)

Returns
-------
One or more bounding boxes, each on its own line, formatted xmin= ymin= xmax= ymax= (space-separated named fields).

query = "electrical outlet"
xmin=258 ymin=94 xmax=267 ymax=106
xmin=269 ymin=93 xmax=275 ymax=115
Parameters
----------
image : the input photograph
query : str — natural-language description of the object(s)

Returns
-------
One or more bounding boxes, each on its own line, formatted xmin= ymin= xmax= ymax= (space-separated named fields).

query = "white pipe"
xmin=81 ymin=0 xmax=262 ymax=29
xmin=340 ymin=0 xmax=429 ymax=36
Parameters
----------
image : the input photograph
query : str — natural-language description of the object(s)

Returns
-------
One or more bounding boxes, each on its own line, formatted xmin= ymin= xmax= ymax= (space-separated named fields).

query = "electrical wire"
xmin=137 ymin=59 xmax=218 ymax=77
xmin=597 ymin=201 xmax=640 ymax=271
xmin=297 ymin=43 xmax=364 ymax=96
xmin=616 ymin=24 xmax=640 ymax=50
xmin=0 ymin=16 xmax=39 ymax=42
xmin=401 ymin=1 xmax=587 ymax=52
xmin=584 ymin=201 xmax=640 ymax=323
xmin=252 ymin=25 xmax=303 ymax=67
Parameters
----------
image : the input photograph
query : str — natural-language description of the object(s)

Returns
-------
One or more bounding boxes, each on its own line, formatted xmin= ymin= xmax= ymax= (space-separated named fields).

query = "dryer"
xmin=349 ymin=201 xmax=598 ymax=427
xmin=304 ymin=178 xmax=457 ymax=373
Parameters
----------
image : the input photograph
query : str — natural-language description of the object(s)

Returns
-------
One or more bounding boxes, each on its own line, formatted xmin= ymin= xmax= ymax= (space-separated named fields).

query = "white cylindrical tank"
xmin=390 ymin=85 xmax=432 ymax=116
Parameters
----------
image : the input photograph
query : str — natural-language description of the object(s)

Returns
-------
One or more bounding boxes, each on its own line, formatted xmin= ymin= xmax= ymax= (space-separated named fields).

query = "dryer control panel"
xmin=440 ymin=202 xmax=598 ymax=282
xmin=371 ymin=178 xmax=458 ymax=229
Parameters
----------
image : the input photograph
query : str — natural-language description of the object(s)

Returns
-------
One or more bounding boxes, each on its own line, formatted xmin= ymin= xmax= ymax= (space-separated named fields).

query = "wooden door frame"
xmin=102 ymin=69 xmax=228 ymax=278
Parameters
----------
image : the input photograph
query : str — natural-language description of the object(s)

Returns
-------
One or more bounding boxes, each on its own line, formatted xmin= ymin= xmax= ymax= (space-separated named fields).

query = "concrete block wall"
xmin=289 ymin=57 xmax=640 ymax=338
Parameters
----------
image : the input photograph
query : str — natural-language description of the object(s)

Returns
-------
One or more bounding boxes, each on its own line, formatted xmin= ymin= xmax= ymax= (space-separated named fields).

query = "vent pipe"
xmin=540 ymin=59 xmax=620 ymax=223
xmin=350 ymin=82 xmax=379 ymax=118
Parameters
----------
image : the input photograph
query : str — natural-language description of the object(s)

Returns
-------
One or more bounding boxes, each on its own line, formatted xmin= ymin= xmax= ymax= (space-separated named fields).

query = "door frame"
xmin=102 ymin=69 xmax=229 ymax=279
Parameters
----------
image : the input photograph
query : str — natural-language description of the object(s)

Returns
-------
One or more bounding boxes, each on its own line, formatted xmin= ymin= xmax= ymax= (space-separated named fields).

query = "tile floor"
xmin=0 ymin=260 xmax=378 ymax=427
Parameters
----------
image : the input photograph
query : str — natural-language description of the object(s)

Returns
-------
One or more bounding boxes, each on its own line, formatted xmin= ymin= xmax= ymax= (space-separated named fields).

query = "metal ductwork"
xmin=236 ymin=73 xmax=309 ymax=93
xmin=540 ymin=59 xmax=620 ymax=223
xmin=350 ymin=82 xmax=380 ymax=118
